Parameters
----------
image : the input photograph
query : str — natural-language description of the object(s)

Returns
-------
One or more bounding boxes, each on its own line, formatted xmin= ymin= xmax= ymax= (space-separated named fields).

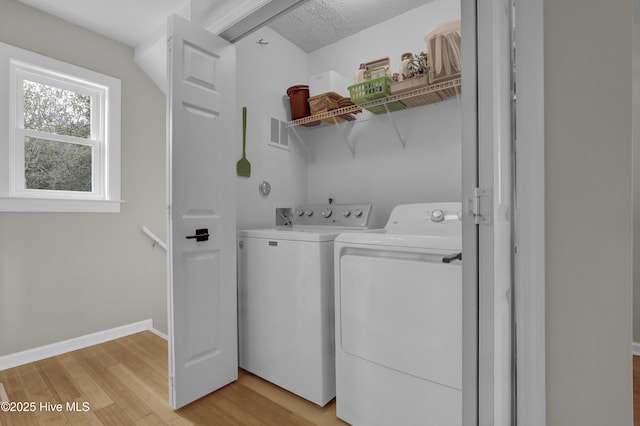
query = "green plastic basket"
xmin=348 ymin=76 xmax=406 ymax=114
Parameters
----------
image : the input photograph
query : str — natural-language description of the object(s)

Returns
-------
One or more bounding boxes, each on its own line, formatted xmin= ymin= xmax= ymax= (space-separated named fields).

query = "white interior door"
xmin=166 ymin=14 xmax=237 ymax=409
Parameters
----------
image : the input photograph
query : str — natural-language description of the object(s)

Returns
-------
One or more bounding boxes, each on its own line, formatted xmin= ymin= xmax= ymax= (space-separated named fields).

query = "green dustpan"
xmin=237 ymin=106 xmax=251 ymax=177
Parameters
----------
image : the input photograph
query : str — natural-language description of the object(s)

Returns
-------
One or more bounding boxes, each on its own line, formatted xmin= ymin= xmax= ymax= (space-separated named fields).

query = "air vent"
xmin=269 ymin=115 xmax=289 ymax=150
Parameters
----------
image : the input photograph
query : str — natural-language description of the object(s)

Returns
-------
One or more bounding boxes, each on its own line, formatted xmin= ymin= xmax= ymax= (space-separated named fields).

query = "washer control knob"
xmin=305 ymin=210 xmax=314 ymax=217
xmin=431 ymin=209 xmax=445 ymax=223
xmin=353 ymin=209 xmax=363 ymax=218
xmin=342 ymin=209 xmax=351 ymax=217
xmin=295 ymin=209 xmax=304 ymax=216
xmin=321 ymin=208 xmax=332 ymax=218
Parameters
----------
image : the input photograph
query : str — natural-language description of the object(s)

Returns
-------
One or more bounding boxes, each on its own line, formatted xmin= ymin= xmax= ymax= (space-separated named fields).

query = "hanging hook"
xmin=257 ymin=38 xmax=269 ymax=45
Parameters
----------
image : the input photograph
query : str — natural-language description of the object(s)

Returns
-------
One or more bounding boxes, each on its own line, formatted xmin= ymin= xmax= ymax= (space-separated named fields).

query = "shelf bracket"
xmin=330 ymin=116 xmax=356 ymax=157
xmin=383 ymin=103 xmax=407 ymax=147
xmin=289 ymin=125 xmax=314 ymax=163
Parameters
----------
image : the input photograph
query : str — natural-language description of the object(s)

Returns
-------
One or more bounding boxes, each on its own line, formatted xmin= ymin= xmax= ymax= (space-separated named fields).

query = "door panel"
xmin=167 ymin=14 xmax=237 ymax=409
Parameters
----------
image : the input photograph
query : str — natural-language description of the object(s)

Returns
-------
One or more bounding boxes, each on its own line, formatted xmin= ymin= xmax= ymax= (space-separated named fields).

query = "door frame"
xmin=464 ymin=0 xmax=546 ymax=424
xmin=460 ymin=0 xmax=479 ymax=424
xmin=512 ymin=0 xmax=546 ymax=424
xmin=461 ymin=0 xmax=507 ymax=423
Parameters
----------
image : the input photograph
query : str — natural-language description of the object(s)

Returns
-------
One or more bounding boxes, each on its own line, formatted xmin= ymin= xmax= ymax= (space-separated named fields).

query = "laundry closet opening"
xmin=232 ymin=1 xmax=485 ymax=425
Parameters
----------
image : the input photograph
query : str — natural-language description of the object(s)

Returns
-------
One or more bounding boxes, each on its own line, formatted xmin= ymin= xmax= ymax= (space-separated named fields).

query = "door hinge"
xmin=468 ymin=187 xmax=492 ymax=225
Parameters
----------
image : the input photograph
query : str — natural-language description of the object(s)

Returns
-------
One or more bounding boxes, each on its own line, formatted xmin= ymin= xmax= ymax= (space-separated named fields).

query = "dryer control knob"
xmin=353 ymin=209 xmax=363 ymax=217
xmin=431 ymin=209 xmax=445 ymax=223
xmin=305 ymin=210 xmax=314 ymax=217
xmin=342 ymin=209 xmax=351 ymax=217
xmin=295 ymin=209 xmax=304 ymax=216
xmin=322 ymin=208 xmax=332 ymax=218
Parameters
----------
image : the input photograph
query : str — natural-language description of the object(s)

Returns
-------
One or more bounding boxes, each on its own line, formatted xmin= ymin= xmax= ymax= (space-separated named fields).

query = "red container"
xmin=286 ymin=85 xmax=311 ymax=120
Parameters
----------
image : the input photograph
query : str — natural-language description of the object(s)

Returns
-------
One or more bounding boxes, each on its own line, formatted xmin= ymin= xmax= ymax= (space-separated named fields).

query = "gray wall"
xmin=0 ymin=0 xmax=167 ymax=356
xmin=305 ymin=0 xmax=461 ymax=229
xmin=234 ymin=26 xmax=310 ymax=231
xmin=545 ymin=0 xmax=633 ymax=424
xmin=234 ymin=1 xmax=461 ymax=232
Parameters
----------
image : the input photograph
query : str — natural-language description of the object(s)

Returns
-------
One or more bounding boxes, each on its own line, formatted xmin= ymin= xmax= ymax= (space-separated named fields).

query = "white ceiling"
xmin=16 ymin=0 xmax=431 ymax=52
xmin=17 ymin=0 xmax=191 ymax=47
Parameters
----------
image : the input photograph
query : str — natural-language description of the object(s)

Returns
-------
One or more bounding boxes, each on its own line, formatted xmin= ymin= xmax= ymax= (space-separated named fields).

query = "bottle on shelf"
xmin=353 ymin=63 xmax=367 ymax=84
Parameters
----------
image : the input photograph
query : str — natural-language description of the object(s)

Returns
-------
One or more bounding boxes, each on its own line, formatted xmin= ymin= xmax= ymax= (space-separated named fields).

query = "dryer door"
xmin=339 ymin=252 xmax=462 ymax=390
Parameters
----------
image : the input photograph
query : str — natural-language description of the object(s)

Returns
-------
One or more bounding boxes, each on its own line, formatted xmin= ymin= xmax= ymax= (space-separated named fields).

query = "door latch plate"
xmin=468 ymin=187 xmax=492 ymax=225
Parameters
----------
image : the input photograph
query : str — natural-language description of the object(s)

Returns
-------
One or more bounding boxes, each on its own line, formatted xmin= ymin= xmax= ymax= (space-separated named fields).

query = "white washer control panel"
xmin=291 ymin=203 xmax=373 ymax=228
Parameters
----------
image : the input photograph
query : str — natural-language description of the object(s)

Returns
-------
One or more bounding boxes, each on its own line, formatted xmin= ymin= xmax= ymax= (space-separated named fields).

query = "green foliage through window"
xmin=22 ymin=80 xmax=93 ymax=192
xmin=24 ymin=137 xmax=92 ymax=192
xmin=23 ymin=80 xmax=91 ymax=138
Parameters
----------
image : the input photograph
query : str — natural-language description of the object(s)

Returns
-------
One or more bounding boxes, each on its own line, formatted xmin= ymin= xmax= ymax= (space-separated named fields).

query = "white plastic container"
xmin=308 ymin=71 xmax=351 ymax=97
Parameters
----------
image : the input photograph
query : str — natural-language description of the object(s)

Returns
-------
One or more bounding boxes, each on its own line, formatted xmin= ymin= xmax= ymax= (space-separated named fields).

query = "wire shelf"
xmin=287 ymin=78 xmax=461 ymax=128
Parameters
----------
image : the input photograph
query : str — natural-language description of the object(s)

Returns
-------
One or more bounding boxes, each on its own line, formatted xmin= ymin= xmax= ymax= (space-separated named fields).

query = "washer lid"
xmin=238 ymin=227 xmax=341 ymax=242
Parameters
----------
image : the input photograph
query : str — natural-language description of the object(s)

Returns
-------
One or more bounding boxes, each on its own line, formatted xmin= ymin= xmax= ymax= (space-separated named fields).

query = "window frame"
xmin=0 ymin=42 xmax=121 ymax=213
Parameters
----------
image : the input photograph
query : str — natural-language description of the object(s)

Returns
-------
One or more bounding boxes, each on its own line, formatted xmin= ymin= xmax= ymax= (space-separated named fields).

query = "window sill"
xmin=0 ymin=197 xmax=124 ymax=213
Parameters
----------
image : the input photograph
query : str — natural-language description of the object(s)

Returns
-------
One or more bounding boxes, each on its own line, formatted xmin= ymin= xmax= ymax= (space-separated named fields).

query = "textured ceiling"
xmin=268 ymin=0 xmax=434 ymax=52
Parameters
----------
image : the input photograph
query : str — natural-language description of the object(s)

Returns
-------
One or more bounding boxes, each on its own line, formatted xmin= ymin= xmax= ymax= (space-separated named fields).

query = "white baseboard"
xmin=149 ymin=327 xmax=168 ymax=341
xmin=0 ymin=319 xmax=155 ymax=371
xmin=633 ymin=341 xmax=640 ymax=356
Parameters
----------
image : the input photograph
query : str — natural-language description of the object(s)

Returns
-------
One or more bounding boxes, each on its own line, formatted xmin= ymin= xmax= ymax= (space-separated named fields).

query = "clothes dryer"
xmin=334 ymin=202 xmax=463 ymax=425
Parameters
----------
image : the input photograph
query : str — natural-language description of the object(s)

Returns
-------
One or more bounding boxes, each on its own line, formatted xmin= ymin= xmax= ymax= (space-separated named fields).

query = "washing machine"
xmin=334 ymin=202 xmax=463 ymax=426
xmin=237 ymin=203 xmax=374 ymax=406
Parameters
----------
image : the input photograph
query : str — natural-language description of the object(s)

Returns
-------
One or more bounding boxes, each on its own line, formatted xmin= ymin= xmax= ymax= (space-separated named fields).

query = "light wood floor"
xmin=15 ymin=336 xmax=640 ymax=425
xmin=0 ymin=331 xmax=348 ymax=425
xmin=635 ymin=356 xmax=640 ymax=425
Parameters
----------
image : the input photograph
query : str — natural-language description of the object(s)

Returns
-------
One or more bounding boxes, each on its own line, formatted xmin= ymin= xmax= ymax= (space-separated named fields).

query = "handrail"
xmin=141 ymin=226 xmax=167 ymax=251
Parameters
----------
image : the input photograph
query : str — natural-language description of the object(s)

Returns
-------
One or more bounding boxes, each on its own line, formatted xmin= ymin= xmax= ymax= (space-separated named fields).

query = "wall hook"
xmin=257 ymin=38 xmax=269 ymax=45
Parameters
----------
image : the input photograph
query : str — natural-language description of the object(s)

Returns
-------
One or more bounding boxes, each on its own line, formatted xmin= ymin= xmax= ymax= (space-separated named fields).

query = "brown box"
xmin=391 ymin=75 xmax=430 ymax=94
xmin=308 ymin=92 xmax=342 ymax=115
xmin=390 ymin=75 xmax=441 ymax=108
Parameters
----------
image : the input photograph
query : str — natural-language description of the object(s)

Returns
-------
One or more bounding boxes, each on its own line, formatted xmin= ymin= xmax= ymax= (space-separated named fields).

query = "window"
xmin=0 ymin=42 xmax=121 ymax=212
